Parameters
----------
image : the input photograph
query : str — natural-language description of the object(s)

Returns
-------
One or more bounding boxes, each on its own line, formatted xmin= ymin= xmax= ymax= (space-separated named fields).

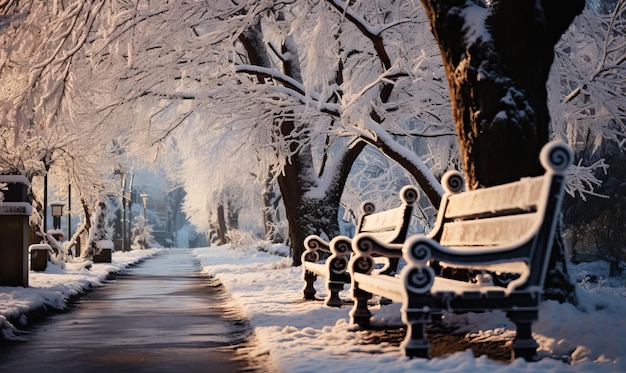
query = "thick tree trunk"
xmin=276 ymin=118 xmax=365 ymax=266
xmin=278 ymin=179 xmax=341 ymax=266
xmin=241 ymin=20 xmax=368 ymax=266
xmin=79 ymin=196 xmax=93 ymax=256
xmin=419 ymin=0 xmax=584 ymax=303
xmin=227 ymin=201 xmax=240 ymax=231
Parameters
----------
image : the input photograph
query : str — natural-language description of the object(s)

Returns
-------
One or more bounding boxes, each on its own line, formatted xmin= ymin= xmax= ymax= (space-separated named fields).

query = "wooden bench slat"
xmin=437 ymin=260 xmax=527 ymax=275
xmin=303 ymin=262 xmax=329 ymax=277
xmin=360 ymin=206 xmax=406 ymax=233
xmin=431 ymin=276 xmax=516 ymax=296
xmin=440 ymin=213 xmax=538 ymax=247
xmin=353 ymin=272 xmax=403 ymax=302
xmin=444 ymin=177 xmax=543 ymax=219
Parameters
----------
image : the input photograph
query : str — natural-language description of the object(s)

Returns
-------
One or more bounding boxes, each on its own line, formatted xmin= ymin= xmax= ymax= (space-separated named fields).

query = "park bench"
xmin=301 ymin=185 xmax=419 ymax=307
xmin=348 ymin=141 xmax=573 ymax=361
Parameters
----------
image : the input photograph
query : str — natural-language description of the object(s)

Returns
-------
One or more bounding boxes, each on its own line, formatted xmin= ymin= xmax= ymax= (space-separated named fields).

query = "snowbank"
xmin=193 ymin=243 xmax=625 ymax=373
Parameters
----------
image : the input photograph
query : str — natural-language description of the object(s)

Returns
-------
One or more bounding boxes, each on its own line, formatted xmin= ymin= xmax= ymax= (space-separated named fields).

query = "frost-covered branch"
xmin=235 ymin=64 xmax=307 ymax=97
xmin=566 ymin=158 xmax=610 ymax=201
xmin=351 ymin=121 xmax=444 ymax=206
xmin=551 ymin=3 xmax=626 ymax=154
xmin=341 ymin=63 xmax=409 ymax=111
xmin=151 ymin=111 xmax=193 ymax=146
xmin=326 ymin=0 xmax=384 ymax=37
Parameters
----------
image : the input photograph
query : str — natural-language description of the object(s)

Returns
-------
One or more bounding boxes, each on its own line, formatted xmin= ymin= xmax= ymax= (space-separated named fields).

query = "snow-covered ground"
xmin=191 ymin=243 xmax=626 ymax=373
xmin=1 ymin=244 xmax=624 ymax=372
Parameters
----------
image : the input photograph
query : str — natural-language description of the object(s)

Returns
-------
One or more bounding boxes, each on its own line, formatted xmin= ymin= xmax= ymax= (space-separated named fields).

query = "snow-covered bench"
xmin=349 ymin=141 xmax=573 ymax=361
xmin=302 ymin=185 xmax=419 ymax=307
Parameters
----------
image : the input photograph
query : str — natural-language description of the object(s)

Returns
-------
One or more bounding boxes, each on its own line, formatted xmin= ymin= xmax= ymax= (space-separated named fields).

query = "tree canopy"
xmin=0 ymin=1 xmax=623 ymax=275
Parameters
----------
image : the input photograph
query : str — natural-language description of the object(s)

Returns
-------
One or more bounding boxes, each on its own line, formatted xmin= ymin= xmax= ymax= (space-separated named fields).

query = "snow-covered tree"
xmin=83 ymin=199 xmax=114 ymax=259
xmin=230 ymin=2 xmax=455 ymax=262
xmin=0 ymin=1 xmax=136 ymax=245
xmin=77 ymin=1 xmax=453 ymax=264
xmin=551 ymin=1 xmax=626 ymax=275
xmin=550 ymin=0 xmax=626 ymax=158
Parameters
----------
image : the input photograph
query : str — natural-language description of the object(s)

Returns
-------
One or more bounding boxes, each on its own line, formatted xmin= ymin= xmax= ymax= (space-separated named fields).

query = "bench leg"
xmin=509 ymin=311 xmax=539 ymax=361
xmin=302 ymin=270 xmax=317 ymax=300
xmin=349 ymin=286 xmax=372 ymax=327
xmin=401 ymin=310 xmax=431 ymax=358
xmin=325 ymin=281 xmax=344 ymax=308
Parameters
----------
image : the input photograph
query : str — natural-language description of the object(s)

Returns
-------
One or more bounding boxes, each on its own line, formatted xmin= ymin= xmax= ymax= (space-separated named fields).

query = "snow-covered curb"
xmin=192 ymin=244 xmax=626 ymax=373
xmin=0 ymin=248 xmax=161 ymax=339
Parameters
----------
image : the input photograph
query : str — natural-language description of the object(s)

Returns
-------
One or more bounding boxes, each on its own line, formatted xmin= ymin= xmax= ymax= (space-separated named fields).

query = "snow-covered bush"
xmin=131 ymin=215 xmax=152 ymax=250
xmin=46 ymin=229 xmax=68 ymax=267
xmin=83 ymin=199 xmax=115 ymax=259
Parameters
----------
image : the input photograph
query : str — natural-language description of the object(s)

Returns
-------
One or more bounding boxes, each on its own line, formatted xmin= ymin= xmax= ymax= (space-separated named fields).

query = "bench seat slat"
xmin=303 ymin=262 xmax=329 ymax=277
xmin=353 ymin=272 xmax=520 ymax=304
xmin=431 ymin=276 xmax=520 ymax=297
xmin=437 ymin=260 xmax=527 ymax=275
xmin=352 ymin=272 xmax=403 ymax=302
xmin=440 ymin=213 xmax=538 ymax=247
xmin=444 ymin=177 xmax=543 ymax=220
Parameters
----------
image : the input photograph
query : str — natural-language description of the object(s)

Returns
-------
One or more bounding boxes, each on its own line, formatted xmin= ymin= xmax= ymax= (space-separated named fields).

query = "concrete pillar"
xmin=0 ymin=175 xmax=32 ymax=287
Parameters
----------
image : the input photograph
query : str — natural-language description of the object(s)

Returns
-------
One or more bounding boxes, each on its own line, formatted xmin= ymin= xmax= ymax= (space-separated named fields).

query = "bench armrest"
xmin=403 ymin=235 xmax=532 ymax=268
xmin=352 ymin=233 xmax=403 ymax=258
xmin=304 ymin=235 xmax=331 ymax=253
xmin=302 ymin=234 xmax=353 ymax=264
xmin=349 ymin=233 xmax=403 ymax=276
xmin=329 ymin=235 xmax=352 ymax=257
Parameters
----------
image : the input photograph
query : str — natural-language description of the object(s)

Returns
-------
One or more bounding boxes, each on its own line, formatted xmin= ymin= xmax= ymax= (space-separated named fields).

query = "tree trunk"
xmin=419 ymin=0 xmax=584 ymax=303
xmin=240 ymin=20 xmax=369 ymax=266
xmin=278 ymin=181 xmax=339 ymax=266
xmin=79 ymin=196 xmax=93 ymax=256
xmin=216 ymin=203 xmax=228 ymax=245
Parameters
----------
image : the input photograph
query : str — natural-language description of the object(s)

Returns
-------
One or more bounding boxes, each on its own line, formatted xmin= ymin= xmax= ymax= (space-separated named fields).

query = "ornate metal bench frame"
xmin=302 ymin=185 xmax=419 ymax=307
xmin=349 ymin=142 xmax=573 ymax=361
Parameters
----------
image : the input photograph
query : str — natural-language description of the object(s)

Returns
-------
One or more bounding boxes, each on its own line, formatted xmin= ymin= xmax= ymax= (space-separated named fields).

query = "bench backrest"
xmin=356 ymin=185 xmax=418 ymax=244
xmin=439 ymin=176 xmax=544 ymax=247
xmin=429 ymin=142 xmax=572 ymax=290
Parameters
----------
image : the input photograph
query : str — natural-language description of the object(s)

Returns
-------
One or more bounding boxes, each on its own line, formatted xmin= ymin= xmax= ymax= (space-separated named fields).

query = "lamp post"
xmin=126 ymin=173 xmax=134 ymax=252
xmin=140 ymin=193 xmax=148 ymax=223
xmin=67 ymin=181 xmax=72 ymax=239
xmin=113 ymin=169 xmax=127 ymax=252
xmin=50 ymin=203 xmax=64 ymax=230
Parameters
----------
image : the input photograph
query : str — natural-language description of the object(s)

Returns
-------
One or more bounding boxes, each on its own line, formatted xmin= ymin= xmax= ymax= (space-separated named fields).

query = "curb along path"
xmin=0 ymin=249 xmax=263 ymax=373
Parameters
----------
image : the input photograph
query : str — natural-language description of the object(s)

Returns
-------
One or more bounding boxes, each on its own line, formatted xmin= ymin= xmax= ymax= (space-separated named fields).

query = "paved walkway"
xmin=0 ymin=249 xmax=265 ymax=372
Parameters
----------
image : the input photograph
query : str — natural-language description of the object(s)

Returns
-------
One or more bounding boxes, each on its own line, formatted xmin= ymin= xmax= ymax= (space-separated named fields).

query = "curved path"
xmin=0 ymin=249 xmax=265 ymax=372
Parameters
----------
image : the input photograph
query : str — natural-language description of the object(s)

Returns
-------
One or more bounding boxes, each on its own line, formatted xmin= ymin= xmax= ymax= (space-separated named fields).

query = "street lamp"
xmin=140 ymin=193 xmax=148 ymax=222
xmin=50 ymin=203 xmax=64 ymax=230
xmin=113 ymin=169 xmax=127 ymax=252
